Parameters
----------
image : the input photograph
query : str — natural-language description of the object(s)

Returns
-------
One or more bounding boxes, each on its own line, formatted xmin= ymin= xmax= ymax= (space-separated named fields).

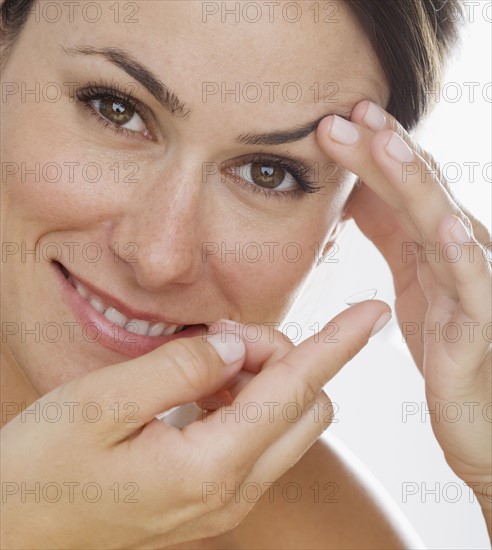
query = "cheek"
xmin=1 ymin=104 xmax=127 ymax=235
xmin=206 ymin=185 xmax=351 ymax=323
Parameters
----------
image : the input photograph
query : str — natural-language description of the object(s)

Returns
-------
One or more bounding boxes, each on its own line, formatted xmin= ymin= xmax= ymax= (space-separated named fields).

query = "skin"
xmin=1 ymin=0 xmax=490 ymax=548
xmin=0 ymin=0 xmax=387 ymax=392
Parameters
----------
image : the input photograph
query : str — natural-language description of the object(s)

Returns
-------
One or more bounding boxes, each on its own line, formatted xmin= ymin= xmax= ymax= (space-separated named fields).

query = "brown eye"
xmin=99 ymin=98 xmax=134 ymax=125
xmin=250 ymin=163 xmax=286 ymax=188
xmin=91 ymin=97 xmax=146 ymax=132
xmin=236 ymin=162 xmax=297 ymax=191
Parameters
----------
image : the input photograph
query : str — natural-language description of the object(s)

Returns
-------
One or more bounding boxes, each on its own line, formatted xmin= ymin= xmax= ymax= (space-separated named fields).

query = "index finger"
xmin=186 ymin=300 xmax=391 ymax=467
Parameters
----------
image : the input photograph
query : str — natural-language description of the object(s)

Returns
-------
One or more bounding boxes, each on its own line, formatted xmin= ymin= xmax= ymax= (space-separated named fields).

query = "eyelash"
xmin=75 ymin=82 xmax=321 ymax=199
xmin=76 ymin=82 xmax=152 ymax=141
xmin=225 ymin=153 xmax=320 ymax=199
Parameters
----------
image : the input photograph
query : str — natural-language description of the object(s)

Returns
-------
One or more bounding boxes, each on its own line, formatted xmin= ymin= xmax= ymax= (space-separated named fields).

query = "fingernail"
xmin=448 ymin=215 xmax=470 ymax=243
xmin=329 ymin=115 xmax=359 ymax=145
xmin=207 ymin=332 xmax=245 ymax=365
xmin=385 ymin=133 xmax=414 ymax=163
xmin=364 ymin=102 xmax=387 ymax=131
xmin=370 ymin=311 xmax=392 ymax=338
xmin=344 ymin=289 xmax=377 ymax=306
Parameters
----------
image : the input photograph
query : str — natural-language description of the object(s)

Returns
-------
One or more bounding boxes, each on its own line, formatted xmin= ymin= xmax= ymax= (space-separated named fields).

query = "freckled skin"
xmin=1 ymin=1 xmax=422 ymax=547
xmin=1 ymin=0 xmax=388 ymax=393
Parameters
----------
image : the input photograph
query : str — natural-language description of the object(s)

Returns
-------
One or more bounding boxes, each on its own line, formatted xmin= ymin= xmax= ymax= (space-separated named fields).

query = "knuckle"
xmin=276 ymin=358 xmax=323 ymax=408
xmin=222 ymin=502 xmax=254 ymax=531
xmin=302 ymin=374 xmax=322 ymax=408
xmin=474 ymin=248 xmax=492 ymax=276
xmin=389 ymin=116 xmax=407 ymax=138
xmin=216 ymin=463 xmax=249 ymax=495
xmin=208 ymin=505 xmax=248 ymax=537
xmin=163 ymin=339 xmax=215 ymax=393
xmin=199 ymin=488 xmax=228 ymax=514
xmin=335 ymin=340 xmax=361 ymax=366
xmin=319 ymin=391 xmax=334 ymax=429
xmin=305 ymin=393 xmax=334 ymax=437
xmin=261 ymin=323 xmax=295 ymax=351
xmin=200 ymin=453 xmax=256 ymax=509
xmin=266 ymin=333 xmax=295 ymax=366
xmin=199 ymin=477 xmax=241 ymax=514
xmin=460 ymin=214 xmax=474 ymax=236
xmin=421 ymin=149 xmax=439 ymax=172
xmin=208 ymin=492 xmax=257 ymax=536
xmin=194 ymin=481 xmax=225 ymax=515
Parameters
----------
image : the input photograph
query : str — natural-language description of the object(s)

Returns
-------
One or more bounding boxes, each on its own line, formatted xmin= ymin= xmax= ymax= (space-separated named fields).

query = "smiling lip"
xmin=53 ymin=262 xmax=207 ymax=357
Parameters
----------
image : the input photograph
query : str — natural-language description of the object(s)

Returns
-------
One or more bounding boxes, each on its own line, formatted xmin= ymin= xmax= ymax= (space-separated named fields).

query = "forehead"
xmin=25 ymin=0 xmax=389 ymax=127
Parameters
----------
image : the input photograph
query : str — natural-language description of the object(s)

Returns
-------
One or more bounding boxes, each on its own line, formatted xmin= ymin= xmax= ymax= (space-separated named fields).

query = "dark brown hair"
xmin=345 ymin=0 xmax=464 ymax=129
xmin=1 ymin=0 xmax=464 ymax=130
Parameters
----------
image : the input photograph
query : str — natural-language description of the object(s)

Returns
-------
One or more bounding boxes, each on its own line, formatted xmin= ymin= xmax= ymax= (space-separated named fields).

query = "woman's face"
xmin=1 ymin=0 xmax=389 ymax=394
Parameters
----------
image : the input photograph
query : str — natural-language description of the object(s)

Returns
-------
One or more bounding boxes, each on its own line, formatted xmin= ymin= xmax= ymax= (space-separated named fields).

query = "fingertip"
xmin=206 ymin=332 xmax=246 ymax=367
xmin=205 ymin=319 xmax=246 ymax=370
xmin=351 ymin=100 xmax=388 ymax=132
xmin=350 ymin=298 xmax=392 ymax=319
xmin=370 ymin=127 xmax=397 ymax=151
xmin=350 ymin=99 xmax=371 ymax=123
xmin=369 ymin=310 xmax=392 ymax=338
xmin=344 ymin=288 xmax=378 ymax=306
xmin=321 ymin=299 xmax=392 ymax=342
xmin=316 ymin=114 xmax=335 ymax=145
xmin=316 ymin=114 xmax=360 ymax=146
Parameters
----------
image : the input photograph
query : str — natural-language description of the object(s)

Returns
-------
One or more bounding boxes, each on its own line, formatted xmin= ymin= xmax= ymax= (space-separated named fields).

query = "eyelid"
xmin=75 ymin=82 xmax=157 ymax=141
xmin=224 ymin=152 xmax=321 ymax=196
xmin=74 ymin=82 xmax=322 ymax=200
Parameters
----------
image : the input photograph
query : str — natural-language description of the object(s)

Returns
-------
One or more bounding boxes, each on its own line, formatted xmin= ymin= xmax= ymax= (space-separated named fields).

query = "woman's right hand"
xmin=0 ymin=300 xmax=390 ymax=550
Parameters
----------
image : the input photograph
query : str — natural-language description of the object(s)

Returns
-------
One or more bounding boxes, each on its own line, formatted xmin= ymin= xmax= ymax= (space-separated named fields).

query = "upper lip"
xmin=58 ymin=262 xmax=196 ymax=326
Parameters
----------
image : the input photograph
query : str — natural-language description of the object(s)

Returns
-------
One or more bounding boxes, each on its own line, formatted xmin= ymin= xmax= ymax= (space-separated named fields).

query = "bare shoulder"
xmin=224 ymin=435 xmax=426 ymax=549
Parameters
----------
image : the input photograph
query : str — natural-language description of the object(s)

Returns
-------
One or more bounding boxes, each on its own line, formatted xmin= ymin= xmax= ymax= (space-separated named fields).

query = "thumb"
xmin=70 ymin=331 xmax=246 ymax=438
xmin=194 ymin=300 xmax=392 ymax=458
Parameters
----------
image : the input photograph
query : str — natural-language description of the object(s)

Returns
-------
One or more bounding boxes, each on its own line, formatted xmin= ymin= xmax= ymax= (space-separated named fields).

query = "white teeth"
xmin=163 ymin=324 xmax=178 ymax=336
xmin=104 ymin=307 xmax=127 ymax=327
xmin=148 ymin=322 xmax=165 ymax=337
xmin=68 ymin=273 xmax=187 ymax=337
xmin=75 ymin=282 xmax=89 ymax=300
xmin=89 ymin=297 xmax=105 ymax=313
xmin=125 ymin=319 xmax=150 ymax=335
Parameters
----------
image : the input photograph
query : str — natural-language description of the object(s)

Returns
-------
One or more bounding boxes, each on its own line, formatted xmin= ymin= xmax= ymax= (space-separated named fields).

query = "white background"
xmin=283 ymin=6 xmax=491 ymax=549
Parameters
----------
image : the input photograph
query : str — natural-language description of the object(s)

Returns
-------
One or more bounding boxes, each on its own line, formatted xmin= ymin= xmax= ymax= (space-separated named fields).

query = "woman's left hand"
xmin=316 ymin=100 xmax=491 ymax=522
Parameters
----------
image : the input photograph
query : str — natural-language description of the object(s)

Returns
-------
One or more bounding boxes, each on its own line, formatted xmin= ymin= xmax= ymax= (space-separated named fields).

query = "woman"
xmin=1 ymin=0 xmax=490 ymax=548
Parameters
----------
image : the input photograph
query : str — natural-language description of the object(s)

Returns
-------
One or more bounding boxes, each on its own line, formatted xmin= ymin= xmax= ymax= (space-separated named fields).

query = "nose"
xmin=110 ymin=172 xmax=205 ymax=291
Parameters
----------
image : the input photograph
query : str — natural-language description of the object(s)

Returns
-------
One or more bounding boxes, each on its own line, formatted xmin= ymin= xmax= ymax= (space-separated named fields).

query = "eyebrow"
xmin=64 ymin=45 xmax=191 ymax=119
xmin=63 ymin=44 xmax=352 ymax=146
xmin=235 ymin=112 xmax=351 ymax=146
